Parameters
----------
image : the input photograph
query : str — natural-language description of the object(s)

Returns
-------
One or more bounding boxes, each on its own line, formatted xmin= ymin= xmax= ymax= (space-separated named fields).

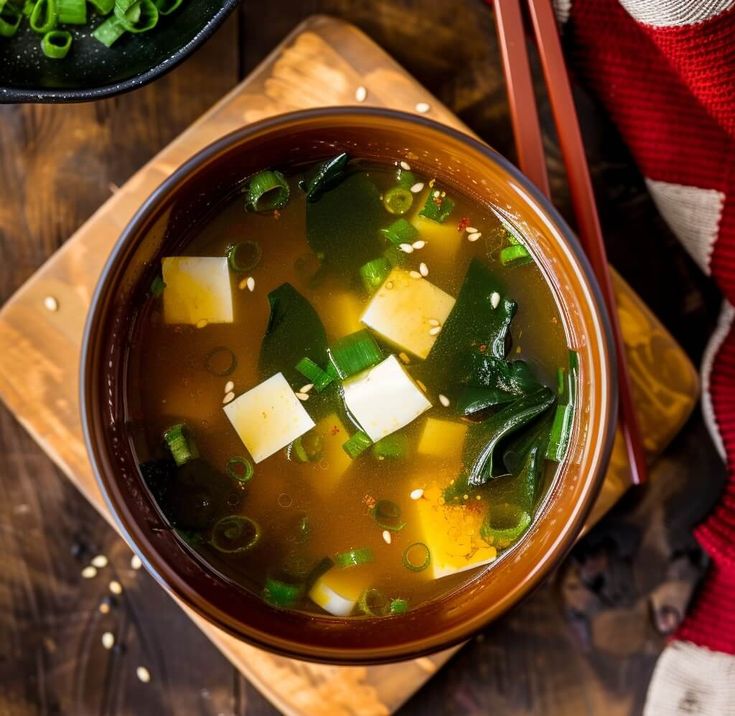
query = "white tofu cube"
xmin=162 ymin=256 xmax=233 ymax=325
xmin=342 ymin=355 xmax=431 ymax=442
xmin=223 ymin=373 xmax=315 ymax=463
xmin=309 ymin=568 xmax=367 ymax=617
xmin=360 ymin=268 xmax=455 ymax=359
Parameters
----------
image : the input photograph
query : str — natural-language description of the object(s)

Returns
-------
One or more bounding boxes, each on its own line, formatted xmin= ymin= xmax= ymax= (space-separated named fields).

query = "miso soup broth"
xmin=127 ymin=155 xmax=574 ymax=618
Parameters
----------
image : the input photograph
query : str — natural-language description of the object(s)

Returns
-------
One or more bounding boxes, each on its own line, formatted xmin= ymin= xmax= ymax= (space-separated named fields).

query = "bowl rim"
xmin=81 ymin=106 xmax=618 ymax=663
xmin=0 ymin=0 xmax=239 ymax=104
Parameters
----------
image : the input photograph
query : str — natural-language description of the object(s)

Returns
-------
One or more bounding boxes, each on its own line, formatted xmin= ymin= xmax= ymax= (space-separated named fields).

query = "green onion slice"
xmin=263 ymin=578 xmax=302 ymax=608
xmin=403 ymin=543 xmax=431 ymax=572
xmin=546 ymin=349 xmax=578 ymax=462
xmin=30 ymin=0 xmax=56 ymax=33
xmin=88 ymin=0 xmax=114 ymax=12
xmin=389 ymin=598 xmax=409 ymax=615
xmin=0 ymin=2 xmax=22 ymax=37
xmin=226 ymin=456 xmax=253 ymax=484
xmin=499 ymin=244 xmax=532 ymax=267
xmin=358 ymin=588 xmax=389 ymax=616
xmin=210 ymin=515 xmax=261 ymax=554
xmin=419 ymin=189 xmax=455 ymax=223
xmin=204 ymin=346 xmax=237 ymax=377
xmin=359 ymin=256 xmax=392 ymax=294
xmin=226 ymin=241 xmax=262 ymax=273
xmin=343 ymin=430 xmax=373 ymax=459
xmin=383 ymin=187 xmax=414 ymax=215
xmin=163 ymin=423 xmax=198 ymax=467
xmin=92 ymin=14 xmax=125 ymax=46
xmin=287 ymin=433 xmax=324 ymax=463
xmin=41 ymin=29 xmax=71 ymax=59
xmin=295 ymin=357 xmax=334 ymax=392
xmin=371 ymin=499 xmax=406 ymax=531
xmin=328 ymin=329 xmax=383 ymax=380
xmin=372 ymin=434 xmax=408 ymax=461
xmin=480 ymin=504 xmax=531 ymax=549
xmin=299 ymin=153 xmax=349 ymax=202
xmin=334 ymin=547 xmax=374 ymax=569
xmin=246 ymin=169 xmax=290 ymax=212
xmin=380 ymin=217 xmax=419 ymax=246
xmin=116 ymin=0 xmax=158 ymax=32
xmin=56 ymin=0 xmax=85 ymax=24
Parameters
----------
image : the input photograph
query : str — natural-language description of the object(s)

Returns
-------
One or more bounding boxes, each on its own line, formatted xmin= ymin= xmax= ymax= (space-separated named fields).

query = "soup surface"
xmin=127 ymin=156 xmax=572 ymax=618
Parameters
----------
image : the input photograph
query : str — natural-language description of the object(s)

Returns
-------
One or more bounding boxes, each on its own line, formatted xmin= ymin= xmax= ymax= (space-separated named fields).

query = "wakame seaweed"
xmin=299 ymin=153 xmax=350 ymax=202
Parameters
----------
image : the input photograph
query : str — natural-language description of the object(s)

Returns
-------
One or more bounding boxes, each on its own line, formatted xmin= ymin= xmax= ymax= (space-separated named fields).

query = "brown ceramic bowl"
xmin=81 ymin=108 xmax=617 ymax=664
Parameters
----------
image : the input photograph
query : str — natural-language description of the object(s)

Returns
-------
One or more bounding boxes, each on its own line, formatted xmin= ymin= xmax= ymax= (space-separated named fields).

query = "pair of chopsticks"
xmin=492 ymin=0 xmax=647 ymax=484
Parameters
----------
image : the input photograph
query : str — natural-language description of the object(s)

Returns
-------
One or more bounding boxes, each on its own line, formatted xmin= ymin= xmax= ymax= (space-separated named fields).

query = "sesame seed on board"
xmin=136 ymin=666 xmax=151 ymax=683
xmin=91 ymin=555 xmax=108 ymax=569
xmin=355 ymin=85 xmax=367 ymax=102
xmin=415 ymin=102 xmax=431 ymax=114
xmin=101 ymin=632 xmax=115 ymax=650
xmin=43 ymin=296 xmax=59 ymax=312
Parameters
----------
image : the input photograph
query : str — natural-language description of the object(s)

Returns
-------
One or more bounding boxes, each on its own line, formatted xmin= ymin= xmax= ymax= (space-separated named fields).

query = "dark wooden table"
xmin=0 ymin=2 xmax=727 ymax=714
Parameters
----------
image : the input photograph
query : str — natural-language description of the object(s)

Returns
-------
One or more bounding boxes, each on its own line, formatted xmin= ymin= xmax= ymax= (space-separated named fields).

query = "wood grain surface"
xmin=0 ymin=3 xmax=726 ymax=716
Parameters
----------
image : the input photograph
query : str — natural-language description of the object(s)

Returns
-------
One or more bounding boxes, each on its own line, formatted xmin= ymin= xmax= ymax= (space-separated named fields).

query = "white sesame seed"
xmin=410 ymin=182 xmax=425 ymax=193
xmin=99 ymin=602 xmax=110 ymax=615
xmin=299 ymin=383 xmax=314 ymax=394
xmin=91 ymin=555 xmax=108 ymax=569
xmin=398 ymin=243 xmax=414 ymax=253
xmin=490 ymin=292 xmax=501 ymax=309
xmin=196 ymin=319 xmax=208 ymax=329
xmin=409 ymin=270 xmax=422 ymax=279
xmin=433 ymin=190 xmax=441 ymax=198
xmin=415 ymin=102 xmax=431 ymax=114
xmin=246 ymin=276 xmax=255 ymax=292
xmin=295 ymin=392 xmax=309 ymax=401
xmin=130 ymin=555 xmax=142 ymax=571
xmin=412 ymin=240 xmax=426 ymax=249
xmin=419 ymin=262 xmax=429 ymax=277
xmin=427 ymin=318 xmax=440 ymax=327
xmin=468 ymin=232 xmax=482 ymax=242
xmin=410 ymin=488 xmax=424 ymax=501
xmin=439 ymin=394 xmax=450 ymax=407
xmin=81 ymin=566 xmax=98 ymax=579
xmin=109 ymin=580 xmax=122 ymax=595
xmin=400 ymin=160 xmax=411 ymax=171
xmin=101 ymin=632 xmax=115 ymax=650
xmin=222 ymin=391 xmax=235 ymax=405
xmin=224 ymin=380 xmax=234 ymax=394
xmin=43 ymin=296 xmax=59 ymax=312
xmin=238 ymin=278 xmax=248 ymax=290
xmin=382 ymin=530 xmax=392 ymax=545
xmin=429 ymin=326 xmax=442 ymax=336
xmin=398 ymin=352 xmax=410 ymax=364
xmin=465 ymin=226 xmax=478 ymax=234
xmin=136 ymin=666 xmax=151 ymax=683
xmin=355 ymin=85 xmax=367 ymax=102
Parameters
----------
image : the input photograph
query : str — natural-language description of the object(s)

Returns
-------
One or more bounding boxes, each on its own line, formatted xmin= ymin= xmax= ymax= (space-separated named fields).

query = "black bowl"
xmin=0 ymin=0 xmax=238 ymax=103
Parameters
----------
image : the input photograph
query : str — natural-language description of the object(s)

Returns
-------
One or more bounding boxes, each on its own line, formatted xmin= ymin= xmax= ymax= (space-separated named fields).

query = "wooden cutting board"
xmin=0 ymin=15 xmax=699 ymax=716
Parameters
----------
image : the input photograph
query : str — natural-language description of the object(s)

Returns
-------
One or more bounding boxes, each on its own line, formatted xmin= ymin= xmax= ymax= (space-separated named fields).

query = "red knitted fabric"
xmin=560 ymin=0 xmax=735 ymax=654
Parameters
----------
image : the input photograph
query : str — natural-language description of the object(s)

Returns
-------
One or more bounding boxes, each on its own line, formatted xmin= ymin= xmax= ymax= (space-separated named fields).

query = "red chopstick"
xmin=492 ymin=0 xmax=647 ymax=484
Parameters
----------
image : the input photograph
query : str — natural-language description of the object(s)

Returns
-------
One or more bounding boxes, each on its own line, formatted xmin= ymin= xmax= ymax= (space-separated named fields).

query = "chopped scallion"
xmin=389 ymin=598 xmax=409 ymax=615
xmin=88 ymin=0 xmax=114 ymax=12
xmin=149 ymin=274 xmax=166 ymax=297
xmin=30 ymin=0 xmax=56 ymax=34
xmin=226 ymin=241 xmax=262 ymax=273
xmin=328 ymin=329 xmax=383 ymax=380
xmin=0 ymin=2 xmax=23 ymax=36
xmin=380 ymin=218 xmax=418 ymax=246
xmin=402 ymin=542 xmax=430 ymax=572
xmin=371 ymin=499 xmax=406 ymax=531
xmin=287 ymin=433 xmax=324 ymax=463
xmin=92 ymin=14 xmax=125 ymax=45
xmin=117 ymin=0 xmax=158 ymax=32
xmin=334 ymin=547 xmax=374 ymax=568
xmin=395 ymin=168 xmax=417 ymax=189
xmin=419 ymin=189 xmax=454 ymax=223
xmin=358 ymin=588 xmax=389 ymax=616
xmin=56 ymin=0 xmax=84 ymax=23
xmin=359 ymin=256 xmax=392 ymax=294
xmin=263 ymin=578 xmax=301 ymax=608
xmin=210 ymin=515 xmax=261 ymax=554
xmin=163 ymin=423 xmax=198 ymax=467
xmin=246 ymin=170 xmax=290 ymax=213
xmin=546 ymin=349 xmax=578 ymax=462
xmin=342 ymin=430 xmax=373 ymax=459
xmin=294 ymin=356 xmax=334 ymax=392
xmin=382 ymin=187 xmax=413 ymax=215
xmin=499 ymin=244 xmax=532 ymax=266
xmin=153 ymin=0 xmax=180 ymax=13
xmin=480 ymin=505 xmax=531 ymax=549
xmin=226 ymin=456 xmax=254 ymax=484
xmin=41 ymin=28 xmax=70 ymax=58
xmin=204 ymin=346 xmax=237 ymax=377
